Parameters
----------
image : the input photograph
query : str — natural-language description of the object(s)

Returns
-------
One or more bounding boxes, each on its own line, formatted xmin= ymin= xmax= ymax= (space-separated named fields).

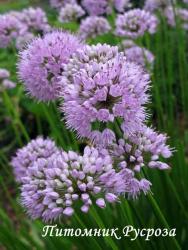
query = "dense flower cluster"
xmin=0 ymin=68 xmax=16 ymax=91
xmin=81 ymin=0 xmax=111 ymax=16
xmin=0 ymin=14 xmax=25 ymax=48
xmin=79 ymin=17 xmax=111 ymax=40
xmin=144 ymin=0 xmax=172 ymax=12
xmin=110 ymin=126 xmax=172 ymax=173
xmin=115 ymin=9 xmax=158 ymax=39
xmin=61 ymin=46 xmax=150 ymax=146
xmin=58 ymin=3 xmax=85 ymax=23
xmin=11 ymin=137 xmax=58 ymax=183
xmin=124 ymin=45 xmax=155 ymax=69
xmin=114 ymin=0 xmax=131 ymax=13
xmin=18 ymin=31 xmax=82 ymax=101
xmin=14 ymin=140 xmax=151 ymax=222
xmin=18 ymin=7 xmax=51 ymax=34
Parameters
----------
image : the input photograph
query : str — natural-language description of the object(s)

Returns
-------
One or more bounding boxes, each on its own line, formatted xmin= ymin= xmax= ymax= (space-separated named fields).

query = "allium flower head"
xmin=18 ymin=31 xmax=82 ymax=101
xmin=114 ymin=0 xmax=132 ymax=13
xmin=0 ymin=14 xmax=25 ymax=48
xmin=0 ymin=68 xmax=10 ymax=79
xmin=79 ymin=16 xmax=111 ymax=40
xmin=144 ymin=0 xmax=174 ymax=13
xmin=20 ymin=145 xmax=150 ymax=222
xmin=11 ymin=137 xmax=58 ymax=183
xmin=61 ymin=52 xmax=150 ymax=146
xmin=50 ymin=0 xmax=76 ymax=9
xmin=81 ymin=0 xmax=112 ymax=16
xmin=124 ymin=45 xmax=155 ymax=70
xmin=115 ymin=9 xmax=158 ymax=39
xmin=63 ymin=43 xmax=119 ymax=80
xmin=58 ymin=3 xmax=85 ymax=23
xmin=1 ymin=79 xmax=16 ymax=90
xmin=110 ymin=125 xmax=172 ymax=173
xmin=19 ymin=7 xmax=51 ymax=34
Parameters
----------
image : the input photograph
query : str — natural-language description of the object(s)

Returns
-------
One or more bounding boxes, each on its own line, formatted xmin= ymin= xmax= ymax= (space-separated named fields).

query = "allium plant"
xmin=11 ymin=137 xmax=58 ymax=183
xmin=58 ymin=3 xmax=85 ymax=23
xmin=0 ymin=14 xmax=25 ymax=48
xmin=61 ymin=48 xmax=150 ymax=146
xmin=78 ymin=16 xmax=111 ymax=40
xmin=18 ymin=7 xmax=51 ymax=34
xmin=124 ymin=45 xmax=155 ymax=70
xmin=0 ymin=68 xmax=16 ymax=91
xmin=17 ymin=143 xmax=151 ymax=222
xmin=115 ymin=9 xmax=158 ymax=39
xmin=113 ymin=0 xmax=132 ymax=13
xmin=18 ymin=31 xmax=82 ymax=101
xmin=81 ymin=0 xmax=112 ymax=16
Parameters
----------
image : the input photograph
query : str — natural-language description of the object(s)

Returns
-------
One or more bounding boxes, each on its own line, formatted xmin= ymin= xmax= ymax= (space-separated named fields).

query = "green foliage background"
xmin=0 ymin=1 xmax=188 ymax=249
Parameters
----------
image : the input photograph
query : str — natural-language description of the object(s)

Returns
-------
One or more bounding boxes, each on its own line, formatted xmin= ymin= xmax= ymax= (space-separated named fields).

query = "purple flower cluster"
xmin=115 ymin=9 xmax=158 ymax=39
xmin=61 ymin=45 xmax=150 ymax=146
xmin=79 ymin=17 xmax=111 ymax=40
xmin=0 ymin=14 xmax=24 ymax=48
xmin=124 ymin=45 xmax=155 ymax=70
xmin=110 ymin=126 xmax=172 ymax=173
xmin=81 ymin=0 xmax=112 ymax=16
xmin=58 ymin=3 xmax=85 ymax=23
xmin=11 ymin=137 xmax=58 ymax=183
xmin=18 ymin=31 xmax=82 ymax=101
xmin=0 ymin=7 xmax=50 ymax=49
xmin=12 ymin=139 xmax=151 ymax=222
xmin=18 ymin=7 xmax=51 ymax=34
xmin=0 ymin=68 xmax=16 ymax=91
xmin=113 ymin=0 xmax=132 ymax=13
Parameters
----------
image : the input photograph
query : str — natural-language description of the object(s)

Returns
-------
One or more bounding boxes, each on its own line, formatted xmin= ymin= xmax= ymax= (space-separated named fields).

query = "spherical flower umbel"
xmin=62 ymin=43 xmax=119 ymax=81
xmin=115 ymin=9 xmax=158 ymax=39
xmin=58 ymin=3 xmax=85 ymax=23
xmin=11 ymin=137 xmax=59 ymax=183
xmin=18 ymin=31 xmax=82 ymax=101
xmin=18 ymin=7 xmax=51 ymax=34
xmin=110 ymin=125 xmax=172 ymax=173
xmin=0 ymin=14 xmax=25 ymax=48
xmin=0 ymin=68 xmax=10 ymax=79
xmin=81 ymin=0 xmax=112 ymax=16
xmin=113 ymin=0 xmax=132 ymax=13
xmin=78 ymin=16 xmax=111 ymax=40
xmin=61 ymin=52 xmax=150 ymax=146
xmin=124 ymin=45 xmax=155 ymax=70
xmin=20 ymin=145 xmax=151 ymax=222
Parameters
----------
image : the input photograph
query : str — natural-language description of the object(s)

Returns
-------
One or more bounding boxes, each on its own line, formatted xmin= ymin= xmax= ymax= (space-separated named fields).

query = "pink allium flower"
xmin=19 ymin=7 xmax=51 ymax=34
xmin=81 ymin=0 xmax=112 ymax=16
xmin=0 ymin=68 xmax=10 ymax=79
xmin=0 ymin=14 xmax=25 ymax=48
xmin=2 ymin=79 xmax=16 ymax=89
xmin=79 ymin=16 xmax=111 ymax=40
xmin=11 ymin=137 xmax=59 ymax=183
xmin=124 ymin=45 xmax=155 ymax=69
xmin=61 ymin=51 xmax=150 ymax=146
xmin=115 ymin=9 xmax=158 ymax=39
xmin=58 ymin=3 xmax=85 ymax=23
xmin=18 ymin=31 xmax=82 ymax=101
xmin=114 ymin=0 xmax=132 ymax=13
xmin=110 ymin=125 xmax=172 ymax=173
xmin=19 ymin=145 xmax=150 ymax=222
